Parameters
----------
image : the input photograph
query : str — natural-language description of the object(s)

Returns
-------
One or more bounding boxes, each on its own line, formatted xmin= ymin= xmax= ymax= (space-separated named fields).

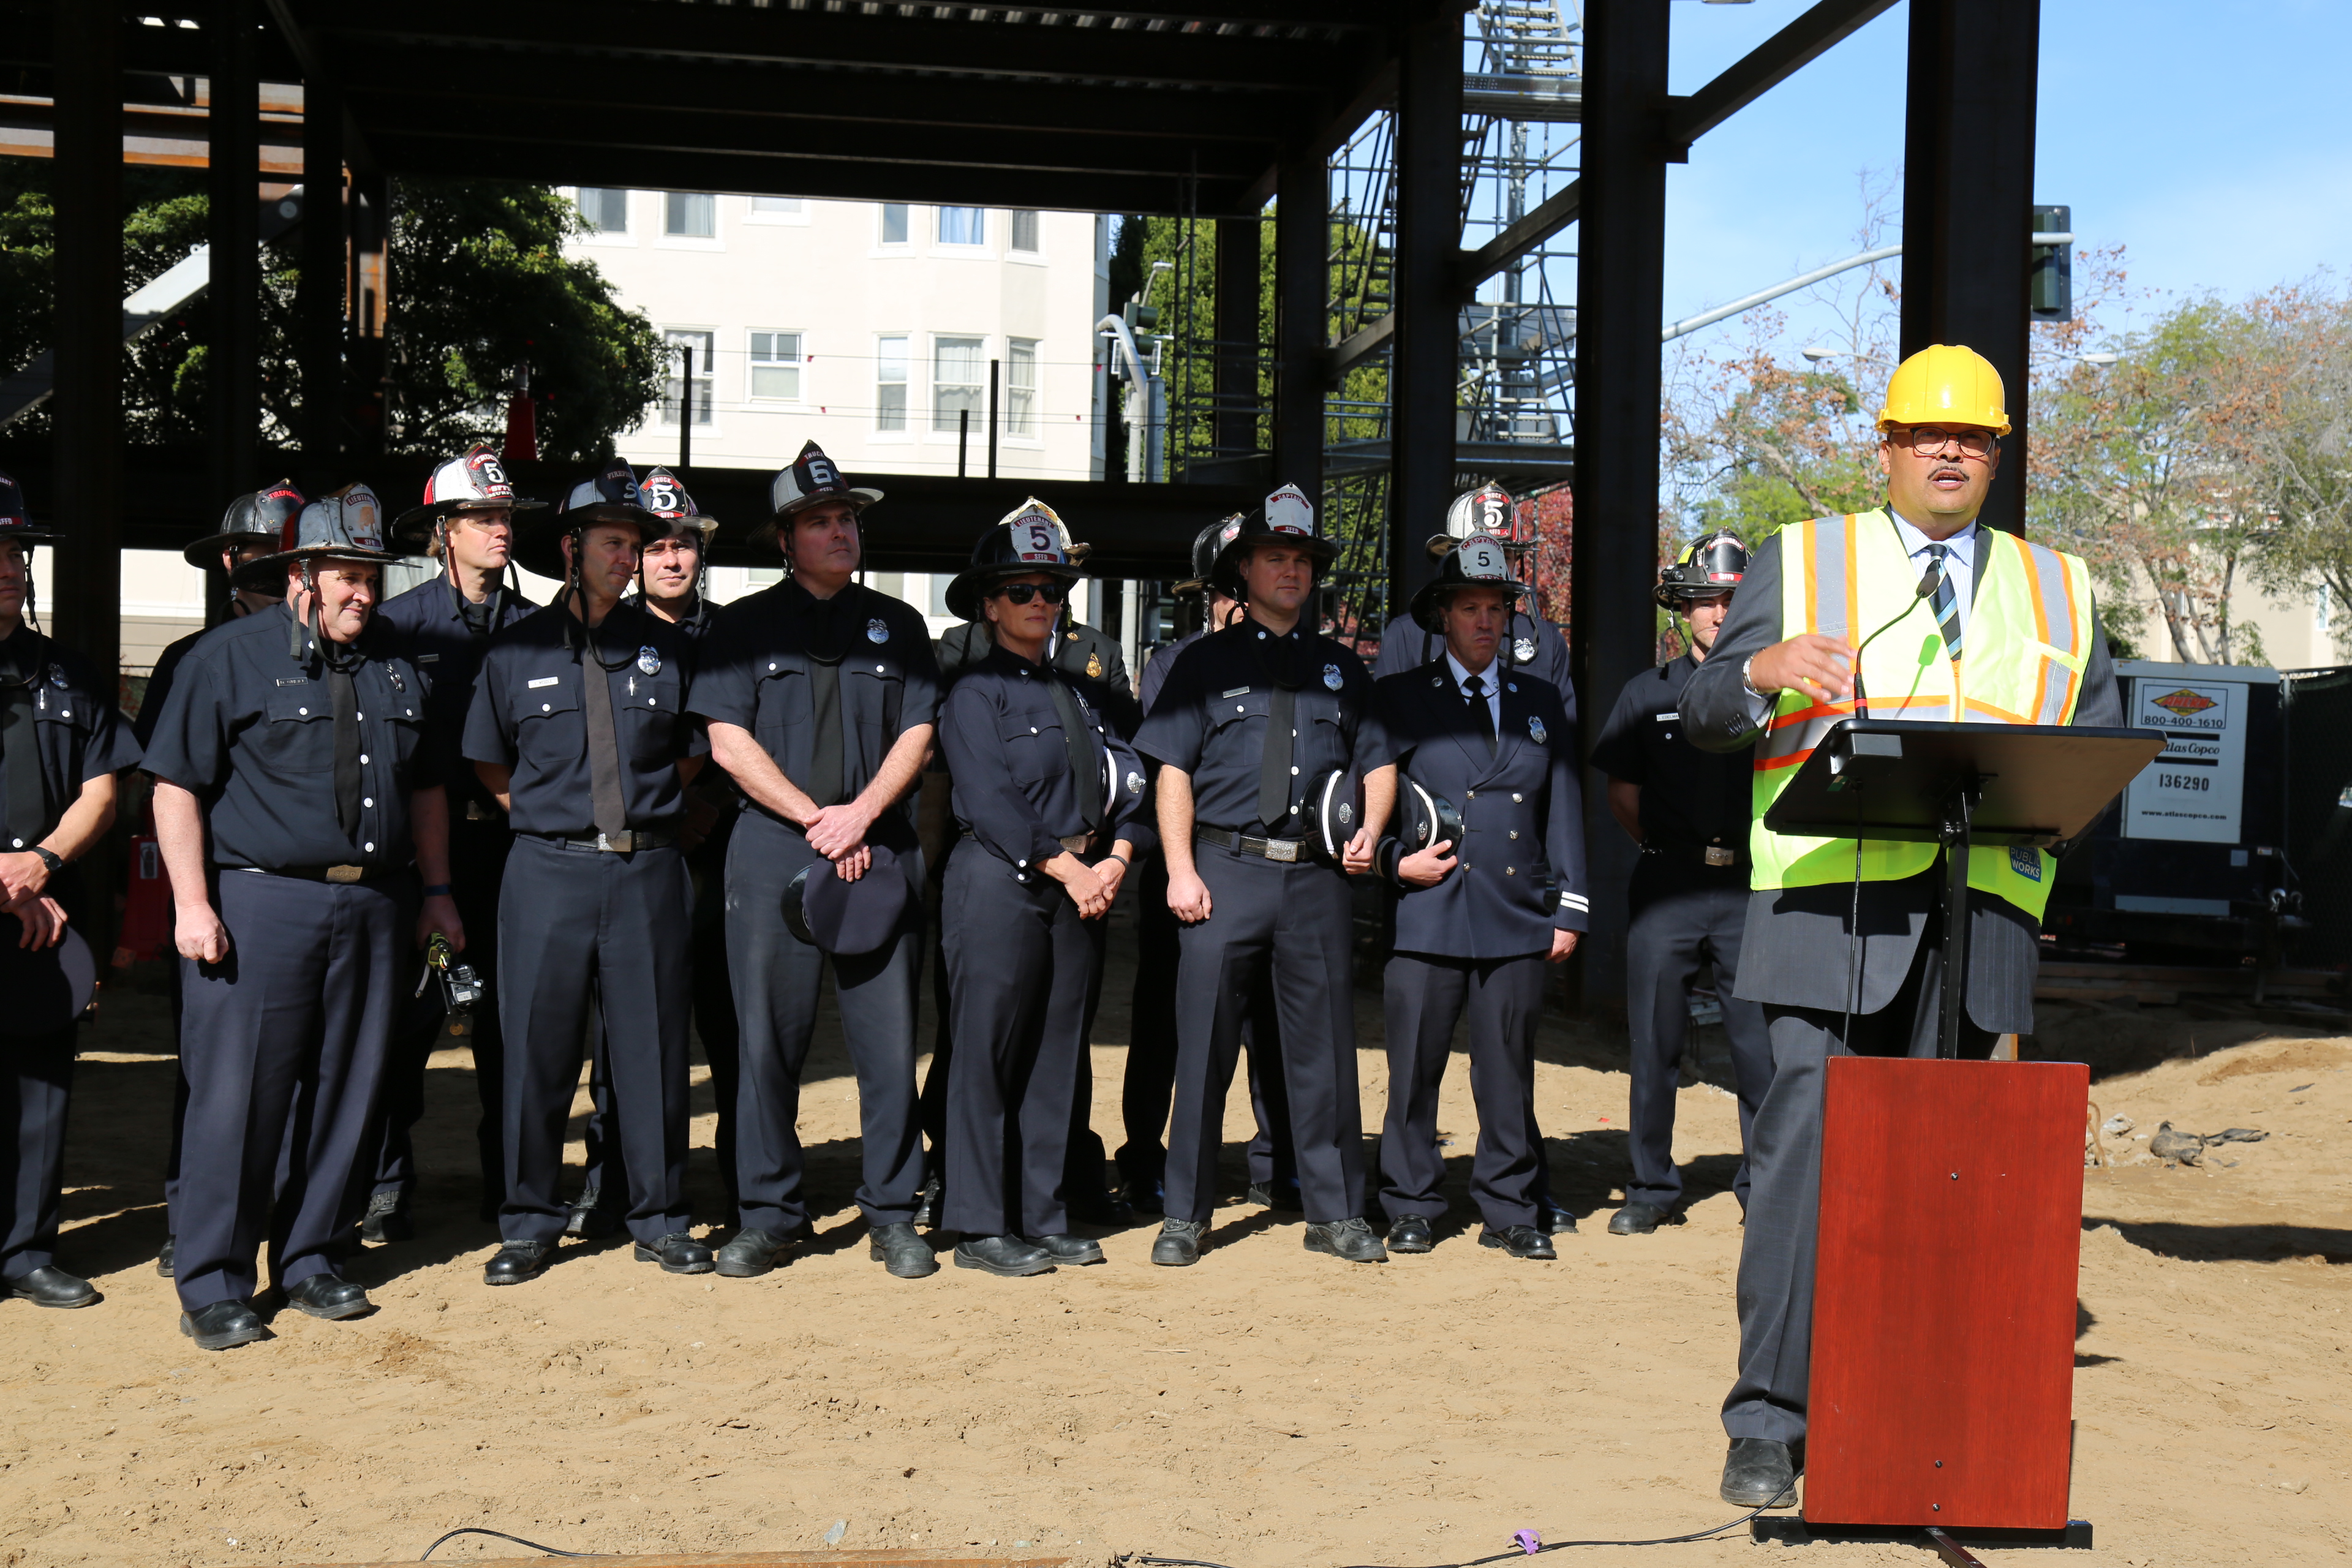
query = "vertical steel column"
xmin=1389 ymin=9 xmax=1461 ymax=616
xmin=1271 ymin=152 xmax=1325 ymax=503
xmin=208 ymin=0 xmax=260 ymax=538
xmin=1570 ymin=0 xmax=1672 ymax=1016
xmin=50 ymin=0 xmax=121 ymax=675
xmin=1213 ymin=215 xmax=1262 ymax=467
xmin=299 ymin=74 xmax=346 ymax=495
xmin=348 ymin=168 xmax=390 ymax=461
xmin=1899 ymin=0 xmax=2040 ymax=535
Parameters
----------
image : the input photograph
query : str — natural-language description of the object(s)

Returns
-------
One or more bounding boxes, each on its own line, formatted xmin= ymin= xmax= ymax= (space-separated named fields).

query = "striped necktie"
xmin=1926 ymin=543 xmax=1962 ymax=662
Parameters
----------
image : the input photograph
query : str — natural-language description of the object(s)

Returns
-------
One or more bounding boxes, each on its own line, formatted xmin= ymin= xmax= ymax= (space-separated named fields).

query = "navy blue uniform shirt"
xmin=141 ymin=603 xmax=434 ymax=872
xmin=375 ymin=575 xmax=537 ymax=816
xmin=1132 ymin=616 xmax=1382 ymax=838
xmin=938 ymin=616 xmax=1139 ymax=739
xmin=1137 ymin=628 xmax=1203 ymax=717
xmin=1372 ymin=608 xmax=1570 ymax=693
xmin=688 ymin=578 xmax=940 ymax=824
xmin=1 ymin=626 xmax=141 ymax=850
xmin=941 ymin=642 xmax=1156 ymax=881
xmin=1591 ymin=653 xmax=1752 ymax=858
xmin=462 ymin=600 xmax=706 ymax=839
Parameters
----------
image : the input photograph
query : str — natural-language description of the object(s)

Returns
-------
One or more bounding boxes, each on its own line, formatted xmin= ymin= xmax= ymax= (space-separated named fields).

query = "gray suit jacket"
xmin=1679 ymin=525 xmax=2124 ymax=1033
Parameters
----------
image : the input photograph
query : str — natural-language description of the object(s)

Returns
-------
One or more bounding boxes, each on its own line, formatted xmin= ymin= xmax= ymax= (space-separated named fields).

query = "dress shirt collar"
xmin=1886 ymin=508 xmax=1978 ymax=577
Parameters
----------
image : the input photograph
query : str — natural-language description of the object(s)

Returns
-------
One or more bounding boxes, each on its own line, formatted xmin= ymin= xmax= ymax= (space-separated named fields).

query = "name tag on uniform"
xmin=528 ymin=676 xmax=560 ymax=690
xmin=1221 ymin=686 xmax=1251 ymax=699
xmin=1654 ymin=710 xmax=1679 ymax=723
xmin=417 ymin=654 xmax=440 ymax=665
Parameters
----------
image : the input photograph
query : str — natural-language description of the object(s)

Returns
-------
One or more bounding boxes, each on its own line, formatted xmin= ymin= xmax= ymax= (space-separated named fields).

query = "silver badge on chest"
xmin=867 ymin=618 xmax=890 ymax=644
xmin=1125 ymin=770 xmax=1145 ymax=796
xmin=1322 ymin=663 xmax=1343 ymax=692
xmin=636 ymin=646 xmax=662 ymax=677
xmin=48 ymin=665 xmax=67 ymax=690
xmin=1529 ymin=715 xmax=1548 ymax=745
xmin=385 ymin=663 xmax=405 ymax=692
xmin=1514 ymin=637 xmax=1537 ymax=665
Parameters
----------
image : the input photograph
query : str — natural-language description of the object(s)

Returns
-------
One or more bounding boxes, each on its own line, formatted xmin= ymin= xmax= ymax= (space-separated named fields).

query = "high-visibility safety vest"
xmin=1749 ymin=508 xmax=2095 ymax=921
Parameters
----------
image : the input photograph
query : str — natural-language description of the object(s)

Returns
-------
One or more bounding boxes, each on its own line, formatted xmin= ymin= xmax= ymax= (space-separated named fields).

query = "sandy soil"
xmin=2 ymin=919 xmax=2346 ymax=1568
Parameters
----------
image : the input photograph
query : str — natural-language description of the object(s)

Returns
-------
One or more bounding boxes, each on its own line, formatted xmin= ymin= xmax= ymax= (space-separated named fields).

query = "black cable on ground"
xmin=418 ymin=1526 xmax=605 ymax=1560
xmin=1124 ymin=1505 xmax=1771 ymax=1568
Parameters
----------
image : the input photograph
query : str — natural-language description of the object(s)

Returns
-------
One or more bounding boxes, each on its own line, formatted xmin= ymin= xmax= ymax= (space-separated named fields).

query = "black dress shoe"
xmin=180 ymin=1299 xmax=266 ymax=1351
xmin=634 ymin=1232 xmax=715 ymax=1273
xmin=1609 ymin=1200 xmax=1670 ymax=1235
xmin=1031 ymin=1234 xmax=1104 ymax=1265
xmin=1719 ymin=1438 xmax=1799 ymax=1507
xmin=1151 ymin=1218 xmax=1205 ymax=1266
xmin=7 ymin=1265 xmax=98 ymax=1308
xmin=1120 ymin=1171 xmax=1166 ymax=1215
xmin=870 ymin=1221 xmax=940 ymax=1278
xmin=360 ymin=1190 xmax=413 ymax=1244
xmin=1386 ymin=1214 xmax=1434 ymax=1253
xmin=282 ymin=1273 xmax=374 ymax=1320
xmin=156 ymin=1237 xmax=175 ymax=1278
xmin=912 ymin=1174 xmax=943 ymax=1230
xmin=483 ymin=1239 xmax=552 ymax=1286
xmin=1303 ymin=1217 xmax=1388 ymax=1262
xmin=1479 ymin=1224 xmax=1557 ymax=1260
xmin=1246 ymin=1176 xmax=1303 ymax=1211
xmin=1066 ymin=1186 xmax=1134 ymax=1226
xmin=1540 ymin=1202 xmax=1580 ymax=1236
xmin=715 ymin=1227 xmax=799 ymax=1278
xmin=953 ymin=1235 xmax=1054 ymax=1276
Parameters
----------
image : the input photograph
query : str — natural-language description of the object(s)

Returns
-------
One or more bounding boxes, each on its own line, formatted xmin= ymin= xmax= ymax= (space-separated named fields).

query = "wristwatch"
xmin=1741 ymin=654 xmax=1769 ymax=703
xmin=26 ymin=844 xmax=64 ymax=878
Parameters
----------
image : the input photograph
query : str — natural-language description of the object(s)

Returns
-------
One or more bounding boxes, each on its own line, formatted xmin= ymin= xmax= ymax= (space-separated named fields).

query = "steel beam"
xmin=298 ymin=70 xmax=344 ymax=496
xmin=206 ymin=0 xmax=262 ymax=624
xmin=1389 ymin=7 xmax=1460 ymax=617
xmin=1900 ymin=0 xmax=2039 ymax=535
xmin=47 ymin=0 xmax=122 ymax=676
xmin=1272 ymin=151 xmax=1327 ymax=502
xmin=1214 ymin=216 xmax=1265 ymax=468
xmin=1458 ymin=176 xmax=1579 ymax=293
xmin=1665 ymin=0 xmax=1902 ymax=151
xmin=1571 ymin=0 xmax=1672 ymax=1016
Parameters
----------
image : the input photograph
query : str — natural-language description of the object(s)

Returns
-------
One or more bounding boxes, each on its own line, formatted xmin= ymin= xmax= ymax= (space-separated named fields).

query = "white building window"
xmin=880 ymin=204 xmax=910 ymax=246
xmin=577 ymin=188 xmax=629 ymax=233
xmin=1009 ymin=209 xmax=1040 ymax=252
xmin=665 ymin=192 xmax=716 ymax=238
xmin=1006 ymin=339 xmax=1038 ymax=437
xmin=749 ymin=332 xmax=803 ymax=401
xmin=662 ymin=329 xmax=714 ymax=425
xmin=876 ymin=336 xmax=909 ymax=432
xmin=750 ymin=195 xmax=804 ymax=218
xmin=938 ymin=206 xmax=985 ymax=246
xmin=933 ymin=336 xmax=986 ymax=433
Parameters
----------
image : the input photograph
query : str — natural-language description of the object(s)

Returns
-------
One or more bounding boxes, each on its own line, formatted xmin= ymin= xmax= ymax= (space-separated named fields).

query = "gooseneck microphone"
xmin=1845 ymin=563 xmax=1941 ymax=712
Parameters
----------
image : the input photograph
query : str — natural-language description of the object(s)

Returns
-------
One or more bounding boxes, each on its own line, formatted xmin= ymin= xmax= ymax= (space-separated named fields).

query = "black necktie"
xmin=578 ymin=633 xmax=630 ymax=841
xmin=0 ymin=638 xmax=48 ymax=851
xmin=1927 ymin=543 xmax=1964 ymax=661
xmin=804 ymin=597 xmax=846 ymax=811
xmin=1046 ymin=673 xmax=1103 ymax=831
xmin=1257 ymin=680 xmax=1297 ymax=834
xmin=328 ymin=663 xmax=363 ymax=837
xmin=1464 ymin=673 xmax=1496 ymax=756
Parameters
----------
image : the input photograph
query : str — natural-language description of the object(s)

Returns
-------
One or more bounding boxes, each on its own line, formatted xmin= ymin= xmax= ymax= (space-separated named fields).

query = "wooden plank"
xmin=1805 ymin=1058 xmax=2086 ymax=1532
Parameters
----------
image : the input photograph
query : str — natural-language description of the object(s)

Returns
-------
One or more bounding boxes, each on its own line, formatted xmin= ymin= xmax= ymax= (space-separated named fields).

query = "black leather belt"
xmin=238 ymin=864 xmax=389 ymax=885
xmin=1196 ymin=825 xmax=1308 ymax=864
xmin=541 ymin=829 xmax=678 ymax=854
xmin=1641 ymin=842 xmax=1747 ymax=870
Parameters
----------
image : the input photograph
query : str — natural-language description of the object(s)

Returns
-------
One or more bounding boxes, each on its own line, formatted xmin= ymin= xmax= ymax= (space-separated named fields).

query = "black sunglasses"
xmin=993 ymin=581 xmax=1069 ymax=606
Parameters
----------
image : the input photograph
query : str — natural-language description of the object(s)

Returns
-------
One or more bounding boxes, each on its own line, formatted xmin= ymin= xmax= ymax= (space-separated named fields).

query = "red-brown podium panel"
xmin=1804 ymin=1057 xmax=2086 ymax=1531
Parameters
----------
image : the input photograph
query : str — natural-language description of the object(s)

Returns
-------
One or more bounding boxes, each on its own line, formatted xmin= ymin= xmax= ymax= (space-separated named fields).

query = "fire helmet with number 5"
xmin=760 ymin=439 xmax=883 ymax=545
xmin=391 ymin=440 xmax=546 ymax=550
xmin=1209 ymin=483 xmax=1336 ymax=601
xmin=944 ymin=497 xmax=1083 ymax=621
xmin=1407 ymin=531 xmax=1534 ymax=634
xmin=636 ymin=466 xmax=718 ymax=546
xmin=1429 ymin=480 xmax=1518 ymax=558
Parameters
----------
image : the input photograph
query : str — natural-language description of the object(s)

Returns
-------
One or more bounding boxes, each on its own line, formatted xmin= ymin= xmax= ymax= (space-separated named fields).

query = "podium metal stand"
xmin=1754 ymin=720 xmax=2163 ymax=1551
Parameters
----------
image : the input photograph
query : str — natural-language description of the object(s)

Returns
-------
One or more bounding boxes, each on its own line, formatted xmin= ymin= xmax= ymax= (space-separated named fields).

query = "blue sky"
xmin=1654 ymin=0 xmax=2351 ymax=358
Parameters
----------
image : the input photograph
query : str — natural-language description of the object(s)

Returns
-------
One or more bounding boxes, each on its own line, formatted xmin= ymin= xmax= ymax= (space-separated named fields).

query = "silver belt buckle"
xmin=1705 ymin=846 xmax=1736 ymax=867
xmin=1264 ymin=838 xmax=1300 ymax=864
xmin=597 ymin=832 xmax=634 ymax=853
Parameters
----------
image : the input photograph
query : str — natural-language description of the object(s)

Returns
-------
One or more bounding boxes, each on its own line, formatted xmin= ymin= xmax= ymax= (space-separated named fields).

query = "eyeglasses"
xmin=1896 ymin=426 xmax=1996 ymax=459
xmin=993 ymin=581 xmax=1069 ymax=606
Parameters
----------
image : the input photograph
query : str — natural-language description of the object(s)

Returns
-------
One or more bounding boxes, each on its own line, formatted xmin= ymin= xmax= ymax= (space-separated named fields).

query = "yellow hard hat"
xmin=1876 ymin=344 xmax=2010 ymax=436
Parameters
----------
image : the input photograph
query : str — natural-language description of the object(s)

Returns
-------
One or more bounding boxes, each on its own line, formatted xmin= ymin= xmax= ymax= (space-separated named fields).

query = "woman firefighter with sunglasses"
xmin=932 ymin=502 xmax=1153 ymax=1276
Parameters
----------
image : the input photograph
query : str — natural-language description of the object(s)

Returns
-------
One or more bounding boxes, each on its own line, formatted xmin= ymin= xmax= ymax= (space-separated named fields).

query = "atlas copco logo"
xmin=2152 ymin=688 xmax=2218 ymax=717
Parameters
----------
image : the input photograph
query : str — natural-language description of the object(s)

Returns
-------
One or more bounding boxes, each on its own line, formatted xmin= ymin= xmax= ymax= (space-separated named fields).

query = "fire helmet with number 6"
xmin=944 ymin=497 xmax=1083 ymax=621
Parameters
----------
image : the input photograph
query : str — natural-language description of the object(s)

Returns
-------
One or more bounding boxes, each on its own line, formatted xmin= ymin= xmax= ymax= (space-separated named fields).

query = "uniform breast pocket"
xmin=753 ymin=663 xmax=811 ymax=741
xmin=1208 ymin=688 xmax=1270 ymax=743
xmin=999 ymin=717 xmax=1063 ymax=787
xmin=259 ymin=686 xmax=334 ymax=771
xmin=515 ymin=679 xmax=584 ymax=759
xmin=848 ymin=662 xmax=905 ymax=739
xmin=627 ymin=674 xmax=685 ymax=761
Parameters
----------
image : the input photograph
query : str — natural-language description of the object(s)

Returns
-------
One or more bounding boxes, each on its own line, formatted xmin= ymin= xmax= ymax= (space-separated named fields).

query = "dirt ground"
xmin=3 ymin=912 xmax=2347 ymax=1568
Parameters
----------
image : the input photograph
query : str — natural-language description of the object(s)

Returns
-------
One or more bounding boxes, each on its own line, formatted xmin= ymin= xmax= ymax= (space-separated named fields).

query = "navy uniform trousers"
xmin=1624 ymin=860 xmax=1774 ymax=1209
xmin=1 ymin=1023 xmax=77 ymax=1282
xmin=174 ymin=870 xmax=406 ymax=1310
xmin=1722 ymin=897 xmax=1994 ymax=1446
xmin=371 ymin=812 xmax=511 ymax=1208
xmin=727 ymin=810 xmax=925 ymax=1232
xmin=497 ymin=835 xmax=693 ymax=1246
xmin=940 ymin=848 xmax=1105 ymax=1237
xmin=1378 ymin=951 xmax=1549 ymax=1230
xmin=1166 ymin=842 xmax=1361 ymax=1226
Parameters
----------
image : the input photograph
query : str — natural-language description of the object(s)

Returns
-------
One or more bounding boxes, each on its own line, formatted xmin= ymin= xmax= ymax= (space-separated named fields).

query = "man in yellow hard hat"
xmin=1679 ymin=344 xmax=2123 ymax=1509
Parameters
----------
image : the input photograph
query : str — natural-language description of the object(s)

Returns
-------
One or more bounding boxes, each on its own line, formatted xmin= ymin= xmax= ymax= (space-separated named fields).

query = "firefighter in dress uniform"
xmin=1365 ymin=533 xmax=1587 ymax=1261
xmin=1590 ymin=532 xmax=1774 ymax=1234
xmin=145 ymin=486 xmax=460 ymax=1350
xmin=1133 ymin=485 xmax=1390 ymax=1267
xmin=364 ymin=443 xmax=542 ymax=1240
xmin=1371 ymin=483 xmax=1570 ymax=692
xmin=0 ymin=471 xmax=141 ymax=1310
xmin=466 ymin=461 xmax=709 ymax=1284
xmin=692 ymin=442 xmax=939 ymax=1283
xmin=935 ymin=502 xmax=1154 ymax=1276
